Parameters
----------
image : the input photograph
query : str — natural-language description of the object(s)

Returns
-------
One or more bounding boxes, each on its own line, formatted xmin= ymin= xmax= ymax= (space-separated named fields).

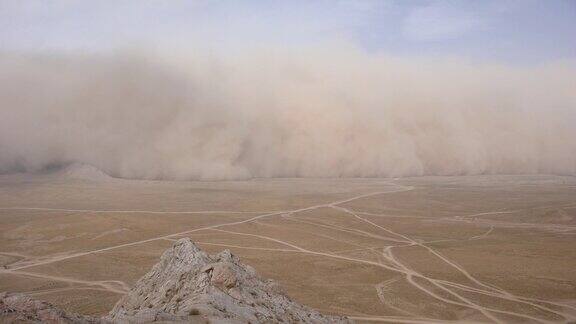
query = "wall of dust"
xmin=1 ymin=47 xmax=575 ymax=180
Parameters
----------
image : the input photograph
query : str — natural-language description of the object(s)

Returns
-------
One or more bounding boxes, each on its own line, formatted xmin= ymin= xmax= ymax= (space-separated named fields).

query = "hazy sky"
xmin=1 ymin=1 xmax=575 ymax=179
xmin=1 ymin=0 xmax=575 ymax=63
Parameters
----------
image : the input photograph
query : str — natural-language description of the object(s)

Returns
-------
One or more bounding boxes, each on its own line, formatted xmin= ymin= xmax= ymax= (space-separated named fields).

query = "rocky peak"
xmin=109 ymin=238 xmax=349 ymax=323
xmin=1 ymin=238 xmax=350 ymax=323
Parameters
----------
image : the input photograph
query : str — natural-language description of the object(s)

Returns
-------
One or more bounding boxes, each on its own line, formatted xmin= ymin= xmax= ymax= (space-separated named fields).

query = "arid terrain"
xmin=1 ymin=169 xmax=575 ymax=323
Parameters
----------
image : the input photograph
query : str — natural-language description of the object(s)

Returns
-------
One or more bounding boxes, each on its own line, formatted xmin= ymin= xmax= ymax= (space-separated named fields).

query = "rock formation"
xmin=0 ymin=292 xmax=100 ymax=323
xmin=1 ymin=238 xmax=351 ymax=323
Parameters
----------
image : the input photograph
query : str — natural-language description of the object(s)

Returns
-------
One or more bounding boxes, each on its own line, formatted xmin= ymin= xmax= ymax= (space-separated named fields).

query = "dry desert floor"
xmin=1 ymin=172 xmax=575 ymax=323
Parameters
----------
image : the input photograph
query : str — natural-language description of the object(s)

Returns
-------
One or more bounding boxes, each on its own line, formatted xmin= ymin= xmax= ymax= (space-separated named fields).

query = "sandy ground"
xmin=0 ymin=173 xmax=575 ymax=323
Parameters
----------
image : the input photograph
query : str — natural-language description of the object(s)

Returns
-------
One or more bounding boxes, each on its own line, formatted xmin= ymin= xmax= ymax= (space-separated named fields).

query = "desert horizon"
xmin=1 ymin=1 xmax=575 ymax=323
xmin=1 ymin=166 xmax=576 ymax=323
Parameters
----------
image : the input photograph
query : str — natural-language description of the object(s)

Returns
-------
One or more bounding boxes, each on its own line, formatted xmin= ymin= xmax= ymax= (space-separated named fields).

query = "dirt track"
xmin=1 ymin=173 xmax=575 ymax=322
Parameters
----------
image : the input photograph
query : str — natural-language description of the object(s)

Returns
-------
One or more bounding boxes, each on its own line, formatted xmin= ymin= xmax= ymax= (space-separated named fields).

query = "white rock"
xmin=1 ymin=239 xmax=352 ymax=323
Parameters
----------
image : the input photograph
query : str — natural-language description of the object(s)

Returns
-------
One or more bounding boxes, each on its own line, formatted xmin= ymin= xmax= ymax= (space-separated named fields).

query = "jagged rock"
xmin=0 ymin=292 xmax=102 ymax=323
xmin=108 ymin=238 xmax=350 ymax=323
xmin=1 ymin=238 xmax=351 ymax=323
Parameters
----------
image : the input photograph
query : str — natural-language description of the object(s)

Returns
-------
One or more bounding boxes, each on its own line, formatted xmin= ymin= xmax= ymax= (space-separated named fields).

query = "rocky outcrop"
xmin=0 ymin=292 xmax=101 ymax=323
xmin=108 ymin=238 xmax=349 ymax=323
xmin=1 ymin=239 xmax=351 ymax=323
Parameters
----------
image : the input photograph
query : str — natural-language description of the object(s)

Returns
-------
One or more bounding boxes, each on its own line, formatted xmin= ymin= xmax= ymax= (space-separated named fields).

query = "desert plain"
xmin=0 ymin=170 xmax=575 ymax=323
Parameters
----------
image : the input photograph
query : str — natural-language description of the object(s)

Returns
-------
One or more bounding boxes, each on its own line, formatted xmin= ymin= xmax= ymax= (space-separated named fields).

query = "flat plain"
xmin=1 ymin=172 xmax=575 ymax=323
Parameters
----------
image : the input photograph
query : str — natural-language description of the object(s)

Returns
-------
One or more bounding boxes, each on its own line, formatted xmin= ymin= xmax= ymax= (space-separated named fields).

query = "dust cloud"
xmin=1 ymin=46 xmax=575 ymax=180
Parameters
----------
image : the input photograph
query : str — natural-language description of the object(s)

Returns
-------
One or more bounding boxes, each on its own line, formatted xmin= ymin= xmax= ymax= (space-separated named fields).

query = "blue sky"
xmin=1 ymin=0 xmax=575 ymax=64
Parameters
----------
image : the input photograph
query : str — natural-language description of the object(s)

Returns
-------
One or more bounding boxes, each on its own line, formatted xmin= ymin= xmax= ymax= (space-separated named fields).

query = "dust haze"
xmin=1 ymin=46 xmax=575 ymax=180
